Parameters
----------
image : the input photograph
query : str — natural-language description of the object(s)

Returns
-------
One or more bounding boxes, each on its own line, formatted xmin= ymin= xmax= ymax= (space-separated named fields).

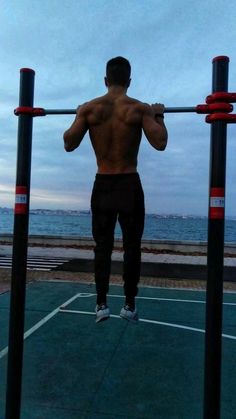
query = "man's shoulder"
xmin=126 ymin=95 xmax=141 ymax=104
xmin=79 ymin=95 xmax=151 ymax=116
xmin=78 ymin=96 xmax=106 ymax=115
xmin=126 ymin=96 xmax=150 ymax=108
xmin=89 ymin=94 xmax=107 ymax=104
xmin=126 ymin=97 xmax=151 ymax=114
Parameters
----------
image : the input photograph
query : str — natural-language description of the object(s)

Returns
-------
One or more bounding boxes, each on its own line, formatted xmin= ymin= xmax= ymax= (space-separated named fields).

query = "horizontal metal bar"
xmin=44 ymin=109 xmax=76 ymax=115
xmin=44 ymin=106 xmax=197 ymax=116
xmin=164 ymin=107 xmax=196 ymax=113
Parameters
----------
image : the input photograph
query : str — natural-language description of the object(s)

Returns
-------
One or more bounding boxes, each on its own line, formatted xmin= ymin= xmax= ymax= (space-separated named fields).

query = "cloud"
xmin=1 ymin=0 xmax=236 ymax=216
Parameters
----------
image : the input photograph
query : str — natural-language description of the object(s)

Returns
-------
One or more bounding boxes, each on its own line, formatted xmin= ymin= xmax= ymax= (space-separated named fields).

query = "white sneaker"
xmin=120 ymin=304 xmax=138 ymax=322
xmin=95 ymin=304 xmax=110 ymax=323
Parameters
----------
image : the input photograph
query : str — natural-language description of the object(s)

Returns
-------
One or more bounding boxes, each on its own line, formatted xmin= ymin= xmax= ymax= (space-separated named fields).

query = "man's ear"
xmin=127 ymin=78 xmax=131 ymax=88
xmin=104 ymin=77 xmax=109 ymax=87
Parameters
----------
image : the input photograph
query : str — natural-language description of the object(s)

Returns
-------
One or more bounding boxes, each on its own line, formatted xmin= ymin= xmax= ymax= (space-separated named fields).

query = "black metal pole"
xmin=5 ymin=68 xmax=35 ymax=419
xmin=203 ymin=56 xmax=229 ymax=419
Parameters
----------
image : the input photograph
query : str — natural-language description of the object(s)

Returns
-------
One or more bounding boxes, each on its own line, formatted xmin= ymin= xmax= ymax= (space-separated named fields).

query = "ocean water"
xmin=1 ymin=212 xmax=236 ymax=242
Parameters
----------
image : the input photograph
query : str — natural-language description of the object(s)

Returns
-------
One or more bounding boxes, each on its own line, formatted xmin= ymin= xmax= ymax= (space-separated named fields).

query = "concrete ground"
xmin=1 ymin=241 xmax=236 ymax=418
xmin=1 ymin=281 xmax=236 ymax=418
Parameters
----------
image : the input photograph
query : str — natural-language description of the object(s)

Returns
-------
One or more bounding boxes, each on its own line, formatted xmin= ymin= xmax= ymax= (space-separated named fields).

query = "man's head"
xmin=105 ymin=57 xmax=131 ymax=88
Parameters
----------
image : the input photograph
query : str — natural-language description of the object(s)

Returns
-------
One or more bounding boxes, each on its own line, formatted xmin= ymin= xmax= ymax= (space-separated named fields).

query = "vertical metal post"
xmin=204 ymin=56 xmax=229 ymax=419
xmin=5 ymin=68 xmax=35 ymax=419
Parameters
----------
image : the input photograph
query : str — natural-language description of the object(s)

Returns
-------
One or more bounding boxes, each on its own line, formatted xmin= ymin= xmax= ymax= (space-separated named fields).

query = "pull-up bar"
xmin=14 ymin=102 xmax=234 ymax=116
xmin=45 ymin=106 xmax=200 ymax=114
xmin=5 ymin=56 xmax=236 ymax=419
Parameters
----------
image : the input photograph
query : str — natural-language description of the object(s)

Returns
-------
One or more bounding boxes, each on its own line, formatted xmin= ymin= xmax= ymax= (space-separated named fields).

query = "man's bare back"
xmin=79 ymin=92 xmax=145 ymax=174
xmin=64 ymin=80 xmax=167 ymax=175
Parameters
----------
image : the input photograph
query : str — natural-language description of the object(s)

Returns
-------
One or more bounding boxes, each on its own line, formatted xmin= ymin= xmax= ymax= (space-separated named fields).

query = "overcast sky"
xmin=1 ymin=0 xmax=236 ymax=216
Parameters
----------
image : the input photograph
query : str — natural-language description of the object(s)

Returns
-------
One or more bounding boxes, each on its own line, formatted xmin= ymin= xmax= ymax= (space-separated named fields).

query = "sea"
xmin=1 ymin=209 xmax=236 ymax=243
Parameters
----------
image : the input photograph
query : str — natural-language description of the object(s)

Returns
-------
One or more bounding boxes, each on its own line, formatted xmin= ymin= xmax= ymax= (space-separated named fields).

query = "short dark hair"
xmin=106 ymin=57 xmax=131 ymax=87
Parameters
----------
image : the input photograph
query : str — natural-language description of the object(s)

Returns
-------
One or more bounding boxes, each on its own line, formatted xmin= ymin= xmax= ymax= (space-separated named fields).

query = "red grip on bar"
xmin=206 ymin=92 xmax=236 ymax=104
xmin=14 ymin=106 xmax=46 ymax=117
xmin=196 ymin=103 xmax=233 ymax=114
xmin=206 ymin=113 xmax=236 ymax=123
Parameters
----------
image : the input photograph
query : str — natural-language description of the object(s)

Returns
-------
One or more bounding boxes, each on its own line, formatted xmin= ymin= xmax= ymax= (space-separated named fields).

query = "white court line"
xmin=36 ymin=279 xmax=236 ymax=294
xmin=0 ymin=292 xmax=82 ymax=360
xmin=74 ymin=292 xmax=236 ymax=307
xmin=1 ymin=291 xmax=235 ymax=360
xmin=58 ymin=308 xmax=236 ymax=341
xmin=140 ymin=285 xmax=236 ymax=294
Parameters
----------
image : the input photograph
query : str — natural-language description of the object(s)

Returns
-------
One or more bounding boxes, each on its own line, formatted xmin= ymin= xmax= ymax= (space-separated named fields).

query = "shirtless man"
xmin=64 ymin=57 xmax=168 ymax=323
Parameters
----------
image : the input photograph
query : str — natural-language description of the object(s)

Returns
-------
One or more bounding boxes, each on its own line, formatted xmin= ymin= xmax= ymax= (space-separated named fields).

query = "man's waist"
xmin=95 ymin=172 xmax=139 ymax=180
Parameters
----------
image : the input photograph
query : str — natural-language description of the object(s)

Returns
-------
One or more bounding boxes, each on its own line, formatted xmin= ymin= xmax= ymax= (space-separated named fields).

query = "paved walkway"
xmin=1 ymin=244 xmax=236 ymax=266
xmin=1 ymin=244 xmax=236 ymax=293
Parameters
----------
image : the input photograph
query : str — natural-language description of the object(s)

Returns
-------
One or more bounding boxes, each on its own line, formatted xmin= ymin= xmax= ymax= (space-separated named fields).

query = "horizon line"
xmin=1 ymin=206 xmax=236 ymax=219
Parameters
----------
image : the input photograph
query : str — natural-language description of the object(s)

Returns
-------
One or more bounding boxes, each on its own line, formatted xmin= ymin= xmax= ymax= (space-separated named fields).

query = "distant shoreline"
xmin=1 ymin=208 xmax=236 ymax=219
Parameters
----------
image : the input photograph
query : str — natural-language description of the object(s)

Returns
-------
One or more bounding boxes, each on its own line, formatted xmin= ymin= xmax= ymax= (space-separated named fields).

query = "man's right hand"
xmin=151 ymin=103 xmax=165 ymax=117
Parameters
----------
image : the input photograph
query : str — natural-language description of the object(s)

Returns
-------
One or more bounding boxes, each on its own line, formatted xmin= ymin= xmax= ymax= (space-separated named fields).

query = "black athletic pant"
xmin=91 ymin=173 xmax=145 ymax=305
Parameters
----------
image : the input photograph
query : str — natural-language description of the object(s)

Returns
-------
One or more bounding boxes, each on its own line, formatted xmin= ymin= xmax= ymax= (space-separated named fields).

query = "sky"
xmin=1 ymin=0 xmax=236 ymax=216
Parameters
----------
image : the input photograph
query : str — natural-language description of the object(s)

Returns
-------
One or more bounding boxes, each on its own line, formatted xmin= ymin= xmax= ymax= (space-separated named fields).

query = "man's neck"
xmin=107 ymin=85 xmax=127 ymax=96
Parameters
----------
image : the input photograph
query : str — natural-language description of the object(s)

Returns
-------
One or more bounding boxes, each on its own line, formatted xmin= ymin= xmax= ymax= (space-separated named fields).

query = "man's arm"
xmin=63 ymin=104 xmax=88 ymax=152
xmin=142 ymin=103 xmax=168 ymax=151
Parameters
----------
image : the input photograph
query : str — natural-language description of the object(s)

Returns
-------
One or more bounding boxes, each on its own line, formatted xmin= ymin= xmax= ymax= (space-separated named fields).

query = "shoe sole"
xmin=95 ymin=314 xmax=110 ymax=323
xmin=120 ymin=313 xmax=138 ymax=322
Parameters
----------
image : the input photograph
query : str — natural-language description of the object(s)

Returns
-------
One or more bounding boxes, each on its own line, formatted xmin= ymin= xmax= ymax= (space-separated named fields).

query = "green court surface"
xmin=0 ymin=281 xmax=236 ymax=419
